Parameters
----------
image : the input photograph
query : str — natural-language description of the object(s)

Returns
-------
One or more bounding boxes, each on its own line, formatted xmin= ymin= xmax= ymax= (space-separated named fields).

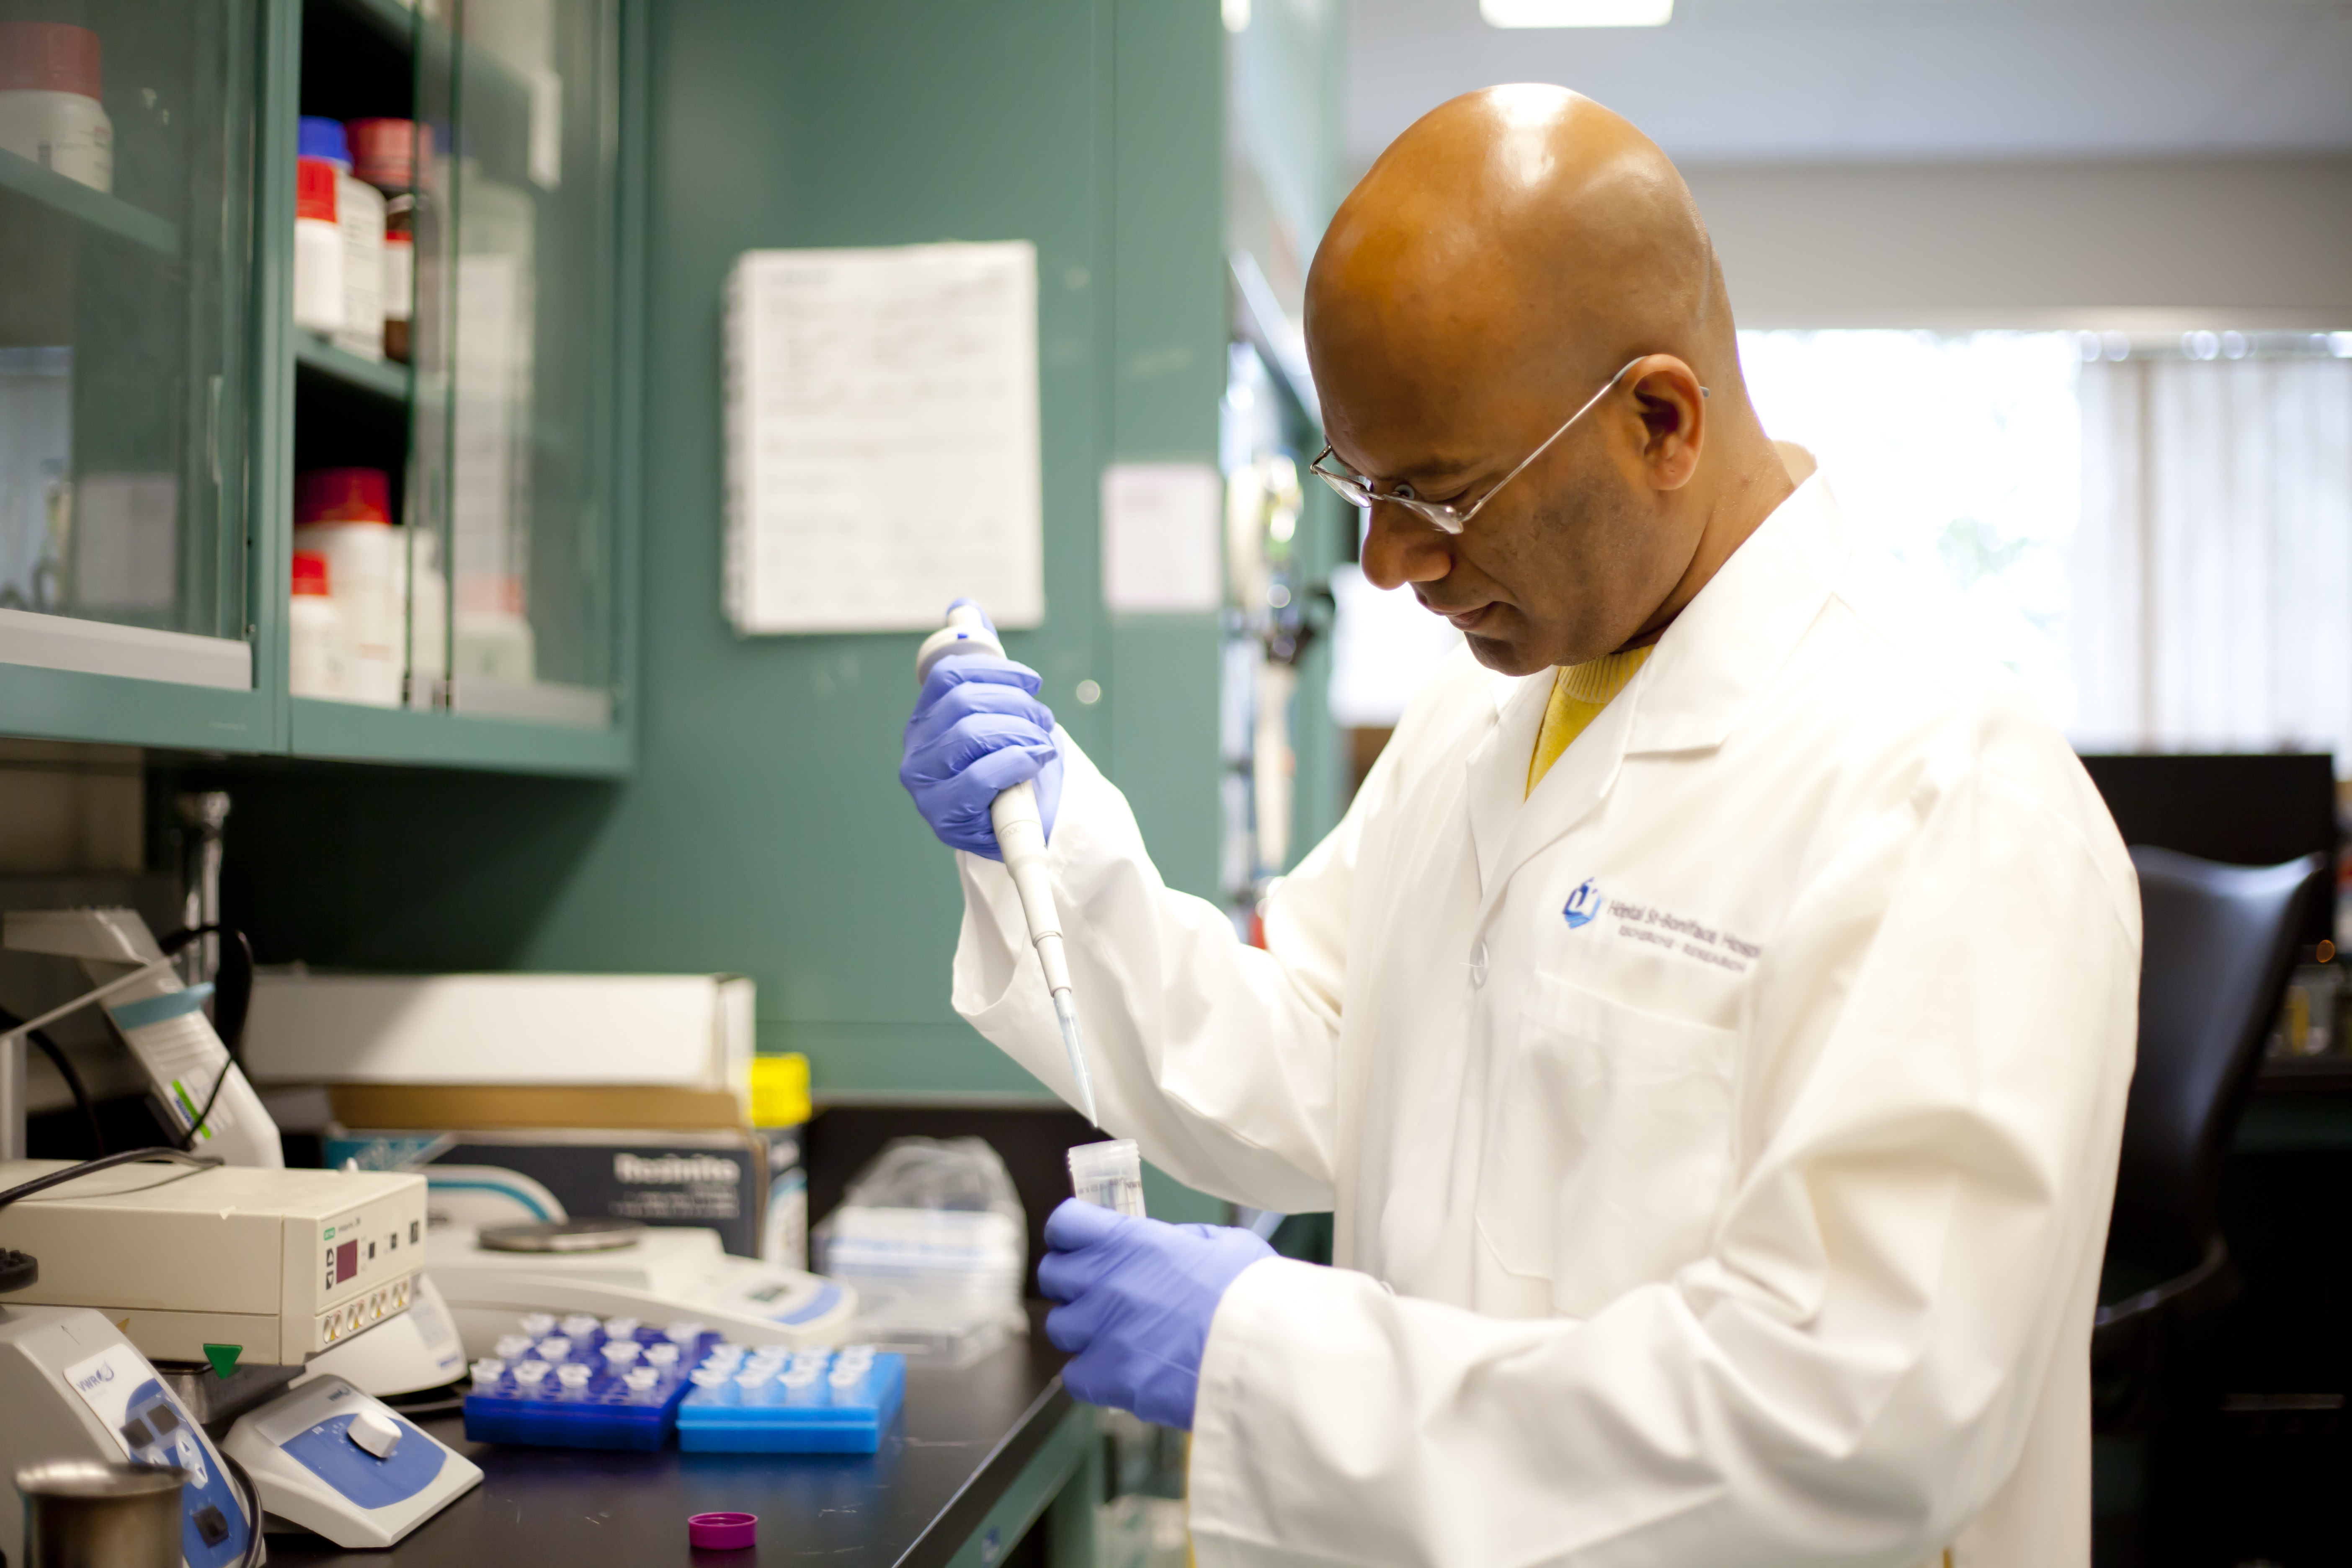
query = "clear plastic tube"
xmin=1067 ymin=1139 xmax=1146 ymax=1218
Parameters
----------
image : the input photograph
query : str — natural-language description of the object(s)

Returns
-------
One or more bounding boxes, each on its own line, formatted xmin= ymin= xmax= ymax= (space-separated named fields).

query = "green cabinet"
xmin=0 ymin=0 xmax=273 ymax=749
xmin=0 ymin=0 xmax=639 ymax=775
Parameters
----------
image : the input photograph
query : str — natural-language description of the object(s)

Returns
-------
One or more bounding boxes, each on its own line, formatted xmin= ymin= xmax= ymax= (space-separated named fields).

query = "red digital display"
xmin=335 ymin=1239 xmax=358 ymax=1284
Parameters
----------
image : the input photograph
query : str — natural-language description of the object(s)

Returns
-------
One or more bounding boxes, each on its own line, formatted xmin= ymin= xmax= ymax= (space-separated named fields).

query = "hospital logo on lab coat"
xmin=1563 ymin=878 xmax=1604 ymax=929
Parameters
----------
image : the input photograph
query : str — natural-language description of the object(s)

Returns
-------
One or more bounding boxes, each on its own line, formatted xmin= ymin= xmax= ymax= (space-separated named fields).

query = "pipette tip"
xmin=1052 ymin=990 xmax=1099 ymax=1129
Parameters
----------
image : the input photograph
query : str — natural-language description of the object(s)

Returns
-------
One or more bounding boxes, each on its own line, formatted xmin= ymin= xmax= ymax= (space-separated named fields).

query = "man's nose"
xmin=1358 ymin=503 xmax=1454 ymax=593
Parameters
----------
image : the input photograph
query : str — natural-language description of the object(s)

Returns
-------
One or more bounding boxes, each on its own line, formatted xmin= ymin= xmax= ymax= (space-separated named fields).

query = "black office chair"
xmin=2092 ymin=846 xmax=2328 ymax=1431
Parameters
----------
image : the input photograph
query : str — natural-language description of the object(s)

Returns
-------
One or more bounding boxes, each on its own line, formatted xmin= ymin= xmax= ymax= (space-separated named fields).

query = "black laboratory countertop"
xmin=268 ymin=1310 xmax=1082 ymax=1568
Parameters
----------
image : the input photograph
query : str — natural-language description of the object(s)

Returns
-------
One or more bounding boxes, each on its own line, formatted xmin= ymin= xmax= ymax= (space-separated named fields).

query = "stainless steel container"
xmin=16 ymin=1461 xmax=185 ymax=1568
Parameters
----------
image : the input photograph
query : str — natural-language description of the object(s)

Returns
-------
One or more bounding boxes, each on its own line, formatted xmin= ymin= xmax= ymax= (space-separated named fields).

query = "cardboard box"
xmin=326 ymin=1127 xmax=768 ymax=1259
xmin=245 ymin=972 xmax=755 ymax=1104
xmin=327 ymin=1084 xmax=744 ymax=1133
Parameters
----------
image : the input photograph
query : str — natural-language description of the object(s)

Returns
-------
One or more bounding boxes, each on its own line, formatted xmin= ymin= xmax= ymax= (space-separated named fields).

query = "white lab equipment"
xmin=916 ymin=601 xmax=1098 ymax=1125
xmin=0 ymin=1303 xmax=258 ymax=1566
xmin=1067 ymin=1139 xmax=1145 ymax=1219
xmin=0 ymin=1157 xmax=428 ymax=1365
xmin=949 ymin=476 xmax=2141 ymax=1565
xmin=223 ymin=1374 xmax=482 ymax=1548
xmin=298 ymin=1272 xmax=467 ymax=1398
xmin=426 ymin=1218 xmax=854 ymax=1357
xmin=3 ymin=907 xmax=281 ymax=1168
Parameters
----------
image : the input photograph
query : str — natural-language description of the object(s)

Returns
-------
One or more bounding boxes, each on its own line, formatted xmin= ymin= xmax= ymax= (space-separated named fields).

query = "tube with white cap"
xmin=914 ymin=601 xmax=1099 ymax=1127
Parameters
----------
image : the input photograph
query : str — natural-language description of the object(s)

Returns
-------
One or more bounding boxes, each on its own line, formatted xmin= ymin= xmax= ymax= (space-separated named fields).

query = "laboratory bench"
xmin=270 ymin=1307 xmax=1100 ymax=1568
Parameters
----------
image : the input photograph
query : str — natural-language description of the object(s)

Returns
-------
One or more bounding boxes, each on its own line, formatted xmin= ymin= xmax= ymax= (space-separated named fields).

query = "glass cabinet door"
xmin=0 ymin=0 xmax=255 ymax=684
xmin=413 ymin=0 xmax=618 ymax=727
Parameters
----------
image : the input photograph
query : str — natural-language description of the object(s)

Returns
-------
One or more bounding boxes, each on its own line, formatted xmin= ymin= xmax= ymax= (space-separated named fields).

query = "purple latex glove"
xmin=1037 ymin=1199 xmax=1275 ymax=1430
xmin=899 ymin=651 xmax=1063 ymax=861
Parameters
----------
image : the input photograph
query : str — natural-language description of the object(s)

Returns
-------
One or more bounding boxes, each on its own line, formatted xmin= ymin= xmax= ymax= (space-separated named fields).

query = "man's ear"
xmin=1630 ymin=358 xmax=1705 ymax=491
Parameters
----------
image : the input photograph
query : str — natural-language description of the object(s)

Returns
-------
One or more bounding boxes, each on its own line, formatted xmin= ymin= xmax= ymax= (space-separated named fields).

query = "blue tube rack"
xmin=462 ymin=1318 xmax=722 ymax=1451
xmin=676 ymin=1348 xmax=905 ymax=1453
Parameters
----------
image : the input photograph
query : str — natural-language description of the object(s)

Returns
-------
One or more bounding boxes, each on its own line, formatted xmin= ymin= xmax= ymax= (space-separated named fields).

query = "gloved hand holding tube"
xmin=1038 ymin=1199 xmax=1275 ymax=1430
xmin=900 ymin=598 xmax=1098 ymax=1125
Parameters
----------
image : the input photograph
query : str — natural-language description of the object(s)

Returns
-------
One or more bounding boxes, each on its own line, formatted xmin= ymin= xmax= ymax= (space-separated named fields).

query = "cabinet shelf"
xmin=0 ymin=149 xmax=181 ymax=255
xmin=290 ymin=696 xmax=628 ymax=775
xmin=294 ymin=333 xmax=413 ymax=403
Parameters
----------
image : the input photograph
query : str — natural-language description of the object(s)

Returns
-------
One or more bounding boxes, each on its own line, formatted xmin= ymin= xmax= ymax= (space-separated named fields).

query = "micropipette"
xmin=915 ymin=602 xmax=1100 ymax=1127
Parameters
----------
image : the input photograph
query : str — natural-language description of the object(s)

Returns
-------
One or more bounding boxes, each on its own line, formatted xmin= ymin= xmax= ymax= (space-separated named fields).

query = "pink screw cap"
xmin=688 ymin=1512 xmax=758 ymax=1550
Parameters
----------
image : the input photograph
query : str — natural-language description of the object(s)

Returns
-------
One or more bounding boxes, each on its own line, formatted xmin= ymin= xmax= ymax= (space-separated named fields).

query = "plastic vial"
xmin=601 ymin=1317 xmax=643 ymax=1341
xmin=623 ymin=1367 xmax=660 ymax=1395
xmin=734 ymin=1367 xmax=774 ymax=1391
xmin=602 ymin=1341 xmax=643 ymax=1368
xmin=520 ymin=1313 xmax=557 ymax=1337
xmin=514 ymin=1361 xmax=552 ymax=1386
xmin=469 ymin=1359 xmax=505 ymax=1385
xmin=556 ymin=1364 xmax=592 ymax=1390
xmin=688 ymin=1368 xmax=727 ymax=1389
xmin=494 ymin=1333 xmax=535 ymax=1360
xmin=828 ymin=1363 xmax=864 ymax=1390
xmin=534 ymin=1338 xmax=572 ymax=1363
xmin=560 ymin=1314 xmax=601 ymax=1340
xmin=665 ymin=1320 xmax=709 ymax=1346
xmin=0 ymin=23 xmax=113 ymax=193
xmin=1068 ymin=1139 xmax=1147 ymax=1218
xmin=644 ymin=1344 xmax=680 ymax=1369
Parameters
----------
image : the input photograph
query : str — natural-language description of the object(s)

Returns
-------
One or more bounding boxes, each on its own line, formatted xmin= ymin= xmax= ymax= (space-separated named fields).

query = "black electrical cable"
xmin=157 ymin=924 xmax=254 ymax=1151
xmin=0 ymin=1147 xmax=220 ymax=1210
xmin=0 ymin=1005 xmax=104 ymax=1155
xmin=221 ymin=1446 xmax=269 ymax=1568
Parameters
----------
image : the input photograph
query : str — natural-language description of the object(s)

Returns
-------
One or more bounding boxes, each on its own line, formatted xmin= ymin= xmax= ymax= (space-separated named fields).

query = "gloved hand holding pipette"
xmin=900 ymin=599 xmax=1098 ymax=1125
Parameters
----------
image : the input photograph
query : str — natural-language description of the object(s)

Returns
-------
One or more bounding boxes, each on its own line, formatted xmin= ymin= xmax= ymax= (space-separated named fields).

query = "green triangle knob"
xmin=201 ymin=1343 xmax=242 ymax=1379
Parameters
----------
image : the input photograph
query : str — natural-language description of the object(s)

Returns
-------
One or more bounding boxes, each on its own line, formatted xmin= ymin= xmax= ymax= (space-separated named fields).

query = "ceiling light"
xmin=1480 ymin=0 xmax=1673 ymax=27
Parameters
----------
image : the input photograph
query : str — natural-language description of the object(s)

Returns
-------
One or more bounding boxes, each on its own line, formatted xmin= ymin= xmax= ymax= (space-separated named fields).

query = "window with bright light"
xmin=1326 ymin=328 xmax=2352 ymax=784
xmin=1738 ymin=330 xmax=2083 ymax=725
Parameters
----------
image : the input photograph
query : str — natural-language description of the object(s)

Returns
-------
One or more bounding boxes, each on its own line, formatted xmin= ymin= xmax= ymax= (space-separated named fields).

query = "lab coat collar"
xmin=1460 ymin=472 xmax=1846 ymax=901
xmin=1624 ymin=471 xmax=1848 ymax=757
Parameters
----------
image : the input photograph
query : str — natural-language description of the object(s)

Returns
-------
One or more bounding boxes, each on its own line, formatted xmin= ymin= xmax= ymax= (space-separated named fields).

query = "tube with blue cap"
xmin=913 ymin=602 xmax=1099 ymax=1127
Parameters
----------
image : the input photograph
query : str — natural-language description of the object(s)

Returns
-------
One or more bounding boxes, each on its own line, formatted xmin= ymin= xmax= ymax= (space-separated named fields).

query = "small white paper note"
xmin=1101 ymin=462 xmax=1222 ymax=614
xmin=724 ymin=242 xmax=1043 ymax=635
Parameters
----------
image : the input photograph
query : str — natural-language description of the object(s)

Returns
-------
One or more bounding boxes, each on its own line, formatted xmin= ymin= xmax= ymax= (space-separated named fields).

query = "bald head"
xmin=1307 ymin=87 xmax=1788 ymax=676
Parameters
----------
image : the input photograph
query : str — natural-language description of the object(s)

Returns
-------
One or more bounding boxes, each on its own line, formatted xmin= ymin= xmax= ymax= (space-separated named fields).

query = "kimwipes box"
xmin=325 ymin=1127 xmax=767 ymax=1259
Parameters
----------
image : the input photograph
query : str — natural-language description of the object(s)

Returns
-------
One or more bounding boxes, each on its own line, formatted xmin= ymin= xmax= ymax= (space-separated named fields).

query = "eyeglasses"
xmin=1309 ymin=358 xmax=1700 ymax=536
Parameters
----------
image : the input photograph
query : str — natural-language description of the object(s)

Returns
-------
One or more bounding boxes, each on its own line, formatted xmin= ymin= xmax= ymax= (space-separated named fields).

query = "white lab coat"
xmin=953 ymin=475 xmax=2139 ymax=1568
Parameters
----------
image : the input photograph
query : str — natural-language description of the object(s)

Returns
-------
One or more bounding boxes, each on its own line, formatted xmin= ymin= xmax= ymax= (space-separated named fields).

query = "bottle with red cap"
xmin=293 ymin=468 xmax=403 ymax=706
xmin=288 ymin=550 xmax=349 ymax=699
xmin=0 ymin=21 xmax=113 ymax=193
xmin=347 ymin=118 xmax=426 ymax=364
xmin=299 ymin=116 xmax=385 ymax=361
xmin=294 ymin=147 xmax=343 ymax=337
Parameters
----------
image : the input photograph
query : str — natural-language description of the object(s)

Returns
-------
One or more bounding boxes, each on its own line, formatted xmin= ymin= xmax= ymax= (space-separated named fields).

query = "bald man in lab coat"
xmin=910 ymin=85 xmax=2137 ymax=1567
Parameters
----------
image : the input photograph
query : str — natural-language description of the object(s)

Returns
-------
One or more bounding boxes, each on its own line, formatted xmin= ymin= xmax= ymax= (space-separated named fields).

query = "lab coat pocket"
xmin=1479 ymin=972 xmax=1739 ymax=1319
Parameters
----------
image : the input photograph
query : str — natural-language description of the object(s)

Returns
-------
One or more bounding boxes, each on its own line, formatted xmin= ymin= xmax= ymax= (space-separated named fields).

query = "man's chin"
xmin=1463 ymin=632 xmax=1546 ymax=678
